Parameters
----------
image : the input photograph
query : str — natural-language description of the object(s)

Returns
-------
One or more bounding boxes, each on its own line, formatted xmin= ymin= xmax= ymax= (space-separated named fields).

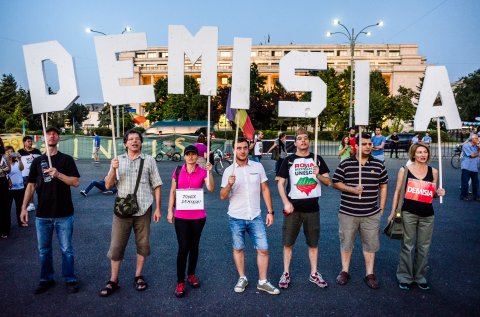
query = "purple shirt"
xmin=173 ymin=164 xmax=208 ymax=219
xmin=194 ymin=143 xmax=208 ymax=157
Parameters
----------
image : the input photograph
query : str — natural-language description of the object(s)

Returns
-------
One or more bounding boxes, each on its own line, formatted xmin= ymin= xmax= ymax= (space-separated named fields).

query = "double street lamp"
xmin=85 ymin=26 xmax=132 ymax=136
xmin=326 ymin=19 xmax=383 ymax=128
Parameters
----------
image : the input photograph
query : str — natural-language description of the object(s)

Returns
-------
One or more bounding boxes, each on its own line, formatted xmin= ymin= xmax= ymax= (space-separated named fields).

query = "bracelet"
xmin=267 ymin=211 xmax=274 ymax=215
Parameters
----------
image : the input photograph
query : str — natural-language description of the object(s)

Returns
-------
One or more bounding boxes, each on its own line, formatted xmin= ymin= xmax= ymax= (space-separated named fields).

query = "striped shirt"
xmin=332 ymin=155 xmax=388 ymax=217
xmin=110 ymin=152 xmax=163 ymax=216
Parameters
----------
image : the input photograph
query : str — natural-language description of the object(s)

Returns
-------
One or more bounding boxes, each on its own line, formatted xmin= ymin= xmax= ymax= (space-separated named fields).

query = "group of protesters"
xmin=1 ymin=124 xmax=458 ymax=299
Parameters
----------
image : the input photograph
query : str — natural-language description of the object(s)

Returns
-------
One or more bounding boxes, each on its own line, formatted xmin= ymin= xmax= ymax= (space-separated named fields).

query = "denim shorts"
xmin=228 ymin=215 xmax=268 ymax=250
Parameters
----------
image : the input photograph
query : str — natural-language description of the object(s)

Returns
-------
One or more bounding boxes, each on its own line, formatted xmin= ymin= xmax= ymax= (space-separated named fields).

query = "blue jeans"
xmin=461 ymin=169 xmax=479 ymax=199
xmin=251 ymin=155 xmax=262 ymax=162
xmin=229 ymin=216 xmax=268 ymax=250
xmin=84 ymin=180 xmax=117 ymax=194
xmin=36 ymin=216 xmax=77 ymax=283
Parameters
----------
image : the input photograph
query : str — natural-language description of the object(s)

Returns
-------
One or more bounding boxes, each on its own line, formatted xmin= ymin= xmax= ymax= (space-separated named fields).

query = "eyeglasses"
xmin=127 ymin=138 xmax=141 ymax=142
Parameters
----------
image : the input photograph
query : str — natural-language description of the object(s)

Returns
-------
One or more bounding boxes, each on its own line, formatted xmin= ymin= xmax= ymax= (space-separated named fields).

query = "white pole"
xmin=45 ymin=112 xmax=48 ymax=127
xmin=206 ymin=92 xmax=212 ymax=187
xmin=437 ymin=118 xmax=443 ymax=204
xmin=40 ymin=113 xmax=52 ymax=167
xmin=314 ymin=117 xmax=318 ymax=165
xmin=232 ymin=113 xmax=240 ymax=174
xmin=109 ymin=103 xmax=119 ymax=180
xmin=358 ymin=126 xmax=362 ymax=199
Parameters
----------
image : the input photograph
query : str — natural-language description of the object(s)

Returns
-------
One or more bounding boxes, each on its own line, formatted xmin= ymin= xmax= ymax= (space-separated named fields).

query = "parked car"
xmin=384 ymin=133 xmax=415 ymax=152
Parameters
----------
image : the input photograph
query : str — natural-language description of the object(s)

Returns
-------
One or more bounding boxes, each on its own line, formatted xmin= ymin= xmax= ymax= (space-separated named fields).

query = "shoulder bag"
xmin=384 ymin=166 xmax=409 ymax=240
xmin=114 ymin=158 xmax=144 ymax=218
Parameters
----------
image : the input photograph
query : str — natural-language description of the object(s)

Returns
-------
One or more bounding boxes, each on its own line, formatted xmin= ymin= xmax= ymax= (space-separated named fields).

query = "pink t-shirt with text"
xmin=173 ymin=164 xmax=207 ymax=219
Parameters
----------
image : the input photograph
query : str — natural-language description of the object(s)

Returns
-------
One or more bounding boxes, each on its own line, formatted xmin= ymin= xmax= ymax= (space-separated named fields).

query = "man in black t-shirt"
xmin=18 ymin=135 xmax=42 ymax=211
xmin=390 ymin=131 xmax=400 ymax=158
xmin=20 ymin=126 xmax=81 ymax=295
xmin=276 ymin=128 xmax=331 ymax=290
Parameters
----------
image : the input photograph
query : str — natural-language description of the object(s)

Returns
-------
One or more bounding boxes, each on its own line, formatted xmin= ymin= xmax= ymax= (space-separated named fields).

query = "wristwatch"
xmin=267 ymin=211 xmax=274 ymax=215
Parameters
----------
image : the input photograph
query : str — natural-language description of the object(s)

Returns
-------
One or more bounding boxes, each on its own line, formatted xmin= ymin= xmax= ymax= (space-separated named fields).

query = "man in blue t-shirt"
xmin=92 ymin=132 xmax=101 ymax=163
xmin=371 ymin=127 xmax=386 ymax=162
xmin=422 ymin=133 xmax=432 ymax=145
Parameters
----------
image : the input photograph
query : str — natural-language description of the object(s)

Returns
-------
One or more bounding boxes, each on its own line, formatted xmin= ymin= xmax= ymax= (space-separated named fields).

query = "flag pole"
xmin=437 ymin=117 xmax=443 ymax=204
xmin=358 ymin=125 xmax=362 ymax=199
xmin=40 ymin=113 xmax=52 ymax=168
xmin=109 ymin=103 xmax=119 ymax=180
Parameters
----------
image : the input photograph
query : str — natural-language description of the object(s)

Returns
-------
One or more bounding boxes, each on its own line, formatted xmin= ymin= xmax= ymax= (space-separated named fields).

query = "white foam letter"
xmin=231 ymin=38 xmax=251 ymax=109
xmin=23 ymin=41 xmax=79 ymax=114
xmin=278 ymin=51 xmax=327 ymax=118
xmin=94 ymin=33 xmax=154 ymax=106
xmin=168 ymin=25 xmax=218 ymax=96
xmin=414 ymin=66 xmax=462 ymax=131
xmin=354 ymin=61 xmax=370 ymax=126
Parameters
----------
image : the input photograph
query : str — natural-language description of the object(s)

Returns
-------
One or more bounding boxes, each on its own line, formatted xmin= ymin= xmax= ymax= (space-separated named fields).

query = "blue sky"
xmin=0 ymin=0 xmax=478 ymax=104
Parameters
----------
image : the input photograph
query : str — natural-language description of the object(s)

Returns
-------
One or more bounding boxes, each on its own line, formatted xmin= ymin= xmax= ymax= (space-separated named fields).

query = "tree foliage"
xmin=454 ymin=69 xmax=480 ymax=121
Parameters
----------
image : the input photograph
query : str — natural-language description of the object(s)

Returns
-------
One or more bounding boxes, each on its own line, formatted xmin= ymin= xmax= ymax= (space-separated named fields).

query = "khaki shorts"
xmin=282 ymin=211 xmax=320 ymax=248
xmin=107 ymin=208 xmax=152 ymax=261
xmin=338 ymin=212 xmax=381 ymax=253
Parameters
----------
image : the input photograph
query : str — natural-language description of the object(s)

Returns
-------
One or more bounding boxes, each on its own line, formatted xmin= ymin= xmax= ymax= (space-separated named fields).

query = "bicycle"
xmin=213 ymin=148 xmax=232 ymax=176
xmin=155 ymin=143 xmax=181 ymax=162
xmin=450 ymin=144 xmax=462 ymax=169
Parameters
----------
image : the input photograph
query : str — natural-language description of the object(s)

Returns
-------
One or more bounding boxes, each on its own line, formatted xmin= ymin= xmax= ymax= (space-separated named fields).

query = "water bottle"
xmin=41 ymin=159 xmax=52 ymax=183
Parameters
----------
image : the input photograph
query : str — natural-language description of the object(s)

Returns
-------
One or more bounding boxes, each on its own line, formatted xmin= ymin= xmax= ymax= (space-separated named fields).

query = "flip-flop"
xmin=134 ymin=276 xmax=148 ymax=291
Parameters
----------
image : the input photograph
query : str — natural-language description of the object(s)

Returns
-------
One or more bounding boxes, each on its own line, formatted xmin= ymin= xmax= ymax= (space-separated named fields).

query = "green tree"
xmin=66 ymin=103 xmax=89 ymax=127
xmin=0 ymin=74 xmax=19 ymax=129
xmin=454 ymin=69 xmax=480 ymax=121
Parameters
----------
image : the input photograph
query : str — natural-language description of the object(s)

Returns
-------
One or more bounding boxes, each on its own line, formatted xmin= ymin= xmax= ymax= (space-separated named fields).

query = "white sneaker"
xmin=234 ymin=277 xmax=248 ymax=293
xmin=257 ymin=281 xmax=280 ymax=295
xmin=27 ymin=203 xmax=36 ymax=212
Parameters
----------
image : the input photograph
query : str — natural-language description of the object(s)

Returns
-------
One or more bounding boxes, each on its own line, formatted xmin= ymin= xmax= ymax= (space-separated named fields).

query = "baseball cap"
xmin=184 ymin=145 xmax=199 ymax=155
xmin=45 ymin=126 xmax=60 ymax=134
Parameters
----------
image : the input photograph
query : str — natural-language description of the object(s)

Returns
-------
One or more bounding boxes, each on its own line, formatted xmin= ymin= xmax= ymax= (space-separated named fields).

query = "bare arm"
xmin=153 ymin=185 xmax=162 ymax=223
xmin=378 ymin=183 xmax=387 ymax=216
xmin=277 ymin=177 xmax=294 ymax=214
xmin=388 ymin=168 xmax=405 ymax=222
xmin=220 ymin=176 xmax=235 ymax=200
xmin=20 ymin=183 xmax=36 ymax=224
xmin=432 ymin=168 xmax=446 ymax=197
xmin=45 ymin=167 xmax=79 ymax=187
xmin=332 ymin=181 xmax=363 ymax=195
xmin=105 ymin=157 xmax=118 ymax=189
xmin=167 ymin=179 xmax=176 ymax=224
xmin=205 ymin=162 xmax=214 ymax=192
xmin=261 ymin=181 xmax=274 ymax=227
xmin=266 ymin=143 xmax=278 ymax=154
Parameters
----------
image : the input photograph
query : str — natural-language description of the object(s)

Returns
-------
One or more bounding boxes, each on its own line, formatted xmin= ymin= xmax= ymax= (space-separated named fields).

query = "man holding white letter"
xmin=220 ymin=137 xmax=279 ymax=295
xmin=332 ymin=133 xmax=388 ymax=289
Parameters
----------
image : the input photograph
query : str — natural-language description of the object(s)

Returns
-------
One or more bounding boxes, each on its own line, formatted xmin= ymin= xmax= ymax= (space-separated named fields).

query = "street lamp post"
xmin=327 ymin=19 xmax=383 ymax=128
xmin=85 ymin=26 xmax=132 ymax=136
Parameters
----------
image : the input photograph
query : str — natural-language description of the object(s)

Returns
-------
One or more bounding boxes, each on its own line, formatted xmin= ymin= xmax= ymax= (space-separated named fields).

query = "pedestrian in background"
xmin=167 ymin=145 xmax=214 ymax=298
xmin=0 ymin=137 xmax=12 ymax=239
xmin=5 ymin=146 xmax=26 ymax=228
xmin=371 ymin=127 xmax=386 ymax=162
xmin=266 ymin=132 xmax=287 ymax=175
xmin=92 ymin=132 xmax=101 ymax=163
xmin=80 ymin=179 xmax=117 ymax=197
xmin=422 ymin=132 xmax=432 ymax=146
xmin=19 ymin=136 xmax=42 ymax=212
xmin=460 ymin=134 xmax=479 ymax=201
xmin=249 ymin=131 xmax=264 ymax=162
xmin=388 ymin=143 xmax=445 ymax=290
xmin=194 ymin=134 xmax=208 ymax=168
xmin=338 ymin=135 xmax=352 ymax=161
xmin=390 ymin=131 xmax=400 ymax=158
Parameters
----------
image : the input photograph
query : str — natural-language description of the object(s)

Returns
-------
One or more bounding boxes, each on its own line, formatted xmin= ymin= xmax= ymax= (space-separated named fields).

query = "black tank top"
xmin=402 ymin=166 xmax=435 ymax=217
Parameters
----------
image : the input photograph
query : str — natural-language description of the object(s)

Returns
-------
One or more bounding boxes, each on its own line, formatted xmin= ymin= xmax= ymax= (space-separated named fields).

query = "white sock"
xmin=258 ymin=279 xmax=267 ymax=285
xmin=240 ymin=276 xmax=247 ymax=281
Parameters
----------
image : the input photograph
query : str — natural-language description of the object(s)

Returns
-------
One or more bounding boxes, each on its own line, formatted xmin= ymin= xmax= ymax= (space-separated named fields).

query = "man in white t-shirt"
xmin=220 ymin=137 xmax=279 ymax=295
xmin=249 ymin=131 xmax=264 ymax=163
xmin=18 ymin=136 xmax=42 ymax=211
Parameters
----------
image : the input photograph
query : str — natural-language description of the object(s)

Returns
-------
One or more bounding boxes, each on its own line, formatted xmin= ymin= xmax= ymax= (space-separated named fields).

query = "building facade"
xmin=119 ymin=43 xmax=426 ymax=115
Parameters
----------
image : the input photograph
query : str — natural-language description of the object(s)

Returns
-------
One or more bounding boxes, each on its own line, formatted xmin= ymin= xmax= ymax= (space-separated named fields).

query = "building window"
xmin=272 ymin=51 xmax=282 ymax=57
xmin=257 ymin=51 xmax=269 ymax=57
xmin=221 ymin=77 xmax=228 ymax=85
xmin=136 ymin=53 xmax=146 ymax=58
xmin=324 ymin=51 xmax=334 ymax=56
xmin=364 ymin=50 xmax=374 ymax=57
xmin=389 ymin=50 xmax=400 ymax=57
xmin=337 ymin=50 xmax=348 ymax=57
xmin=251 ymin=51 xmax=256 ymax=57
xmin=378 ymin=50 xmax=386 ymax=57
xmin=354 ymin=50 xmax=361 ymax=57
xmin=147 ymin=52 xmax=157 ymax=59
xmin=220 ymin=51 xmax=232 ymax=58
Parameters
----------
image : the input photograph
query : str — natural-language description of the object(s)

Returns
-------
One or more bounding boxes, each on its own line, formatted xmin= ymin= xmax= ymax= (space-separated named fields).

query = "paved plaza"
xmin=0 ymin=156 xmax=478 ymax=316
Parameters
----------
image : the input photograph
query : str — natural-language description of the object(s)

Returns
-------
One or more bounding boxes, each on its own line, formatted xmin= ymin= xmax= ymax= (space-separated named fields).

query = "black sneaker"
xmin=398 ymin=283 xmax=411 ymax=290
xmin=417 ymin=283 xmax=431 ymax=290
xmin=34 ymin=280 xmax=55 ymax=294
xmin=66 ymin=281 xmax=80 ymax=294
